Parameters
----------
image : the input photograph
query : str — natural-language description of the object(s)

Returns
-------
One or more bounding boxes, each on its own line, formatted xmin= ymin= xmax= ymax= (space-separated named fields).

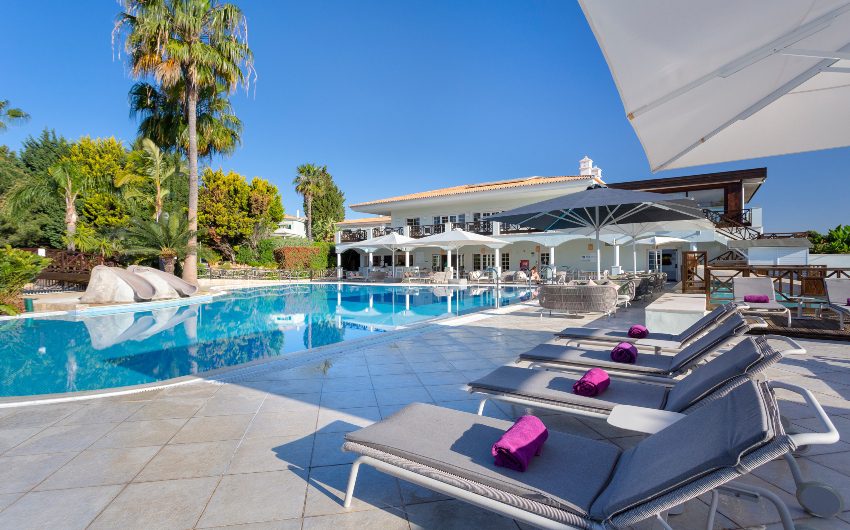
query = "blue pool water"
xmin=0 ymin=284 xmax=534 ymax=397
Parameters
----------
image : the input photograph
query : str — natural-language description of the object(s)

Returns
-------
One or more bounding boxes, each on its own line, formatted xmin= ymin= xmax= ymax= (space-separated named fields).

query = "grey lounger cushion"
xmin=520 ymin=313 xmax=748 ymax=376
xmin=590 ymin=381 xmax=776 ymax=520
xmin=556 ymin=302 xmax=738 ymax=346
xmin=519 ymin=341 xmax=676 ymax=374
xmin=825 ymin=278 xmax=850 ymax=306
xmin=345 ymin=402 xmax=621 ymax=515
xmin=468 ymin=366 xmax=668 ymax=413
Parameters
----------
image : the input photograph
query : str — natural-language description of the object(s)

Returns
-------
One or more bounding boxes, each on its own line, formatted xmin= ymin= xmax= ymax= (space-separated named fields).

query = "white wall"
xmin=809 ymin=254 xmax=850 ymax=268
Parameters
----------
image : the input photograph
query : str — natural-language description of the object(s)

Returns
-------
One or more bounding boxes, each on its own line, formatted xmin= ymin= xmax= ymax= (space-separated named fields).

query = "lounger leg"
xmin=654 ymin=513 xmax=673 ymax=530
xmin=706 ymin=490 xmax=720 ymax=530
xmin=783 ymin=452 xmax=844 ymax=517
xmin=477 ymin=399 xmax=487 ymax=416
xmin=343 ymin=457 xmax=364 ymax=508
xmin=718 ymin=483 xmax=796 ymax=530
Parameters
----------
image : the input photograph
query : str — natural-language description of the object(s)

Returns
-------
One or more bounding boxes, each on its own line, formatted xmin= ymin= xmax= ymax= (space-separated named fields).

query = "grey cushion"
xmin=556 ymin=327 xmax=680 ymax=343
xmin=469 ymin=366 xmax=668 ymax=412
xmin=345 ymin=402 xmax=621 ymax=515
xmin=590 ymin=381 xmax=774 ymax=520
xmin=519 ymin=341 xmax=675 ymax=374
xmin=825 ymin=278 xmax=850 ymax=305
xmin=666 ymin=313 xmax=746 ymax=372
xmin=663 ymin=337 xmax=764 ymax=412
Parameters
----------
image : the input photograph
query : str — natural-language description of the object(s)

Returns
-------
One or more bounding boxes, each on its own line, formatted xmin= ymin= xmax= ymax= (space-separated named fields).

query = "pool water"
xmin=0 ymin=284 xmax=534 ymax=397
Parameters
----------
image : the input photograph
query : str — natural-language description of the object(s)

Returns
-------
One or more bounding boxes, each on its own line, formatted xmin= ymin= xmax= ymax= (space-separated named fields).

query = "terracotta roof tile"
xmin=350 ymin=175 xmax=590 ymax=208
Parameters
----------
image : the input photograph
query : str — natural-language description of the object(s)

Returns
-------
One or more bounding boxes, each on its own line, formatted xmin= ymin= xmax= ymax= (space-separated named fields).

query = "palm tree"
xmin=123 ymin=213 xmax=190 ymax=274
xmin=114 ymin=0 xmax=255 ymax=284
xmin=117 ymin=138 xmax=183 ymax=221
xmin=128 ymin=81 xmax=242 ymax=158
xmin=0 ymin=100 xmax=30 ymax=131
xmin=293 ymin=164 xmax=329 ymax=241
xmin=5 ymin=160 xmax=89 ymax=251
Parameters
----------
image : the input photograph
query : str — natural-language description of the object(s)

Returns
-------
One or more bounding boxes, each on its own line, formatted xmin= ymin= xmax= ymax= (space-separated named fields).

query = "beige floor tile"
xmin=127 ymin=397 xmax=207 ymax=421
xmin=0 ymin=427 xmax=42 ymax=454
xmin=321 ymin=390 xmax=377 ymax=409
xmin=89 ymin=476 xmax=219 ymax=529
xmin=35 ymin=446 xmax=159 ymax=490
xmin=196 ymin=394 xmax=266 ymax=417
xmin=171 ymin=414 xmax=254 ymax=444
xmin=315 ymin=406 xmax=381 ymax=433
xmin=0 ymin=452 xmax=77 ymax=493
xmin=57 ymin=401 xmax=146 ymax=426
xmin=196 ymin=470 xmax=309 ymax=527
xmin=135 ymin=440 xmax=238 ymax=481
xmin=90 ymin=418 xmax=186 ymax=449
xmin=302 ymin=507 xmax=410 ymax=530
xmin=0 ymin=492 xmax=22 ymax=511
xmin=245 ymin=411 xmax=319 ymax=438
xmin=260 ymin=393 xmax=322 ymax=414
xmin=406 ymin=499 xmax=518 ymax=530
xmin=0 ymin=485 xmax=122 ymax=530
xmin=0 ymin=404 xmax=83 ymax=429
xmin=227 ymin=435 xmax=313 ymax=474
xmin=304 ymin=463 xmax=401 ymax=516
xmin=5 ymin=422 xmax=118 ymax=456
xmin=311 ymin=432 xmax=355 ymax=467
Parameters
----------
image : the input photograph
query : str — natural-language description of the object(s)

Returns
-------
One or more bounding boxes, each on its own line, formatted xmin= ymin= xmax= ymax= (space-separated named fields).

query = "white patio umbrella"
xmin=489 ymin=185 xmax=705 ymax=278
xmin=633 ymin=236 xmax=691 ymax=273
xmin=339 ymin=232 xmax=416 ymax=277
xmin=410 ymin=229 xmax=508 ymax=279
xmin=579 ymin=1 xmax=850 ymax=171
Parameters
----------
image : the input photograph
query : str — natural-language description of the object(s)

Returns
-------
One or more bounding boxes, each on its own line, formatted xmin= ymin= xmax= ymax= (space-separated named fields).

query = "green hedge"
xmin=272 ymin=241 xmax=336 ymax=270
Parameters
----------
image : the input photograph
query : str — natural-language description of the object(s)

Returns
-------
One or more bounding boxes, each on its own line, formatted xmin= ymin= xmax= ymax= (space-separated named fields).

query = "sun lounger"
xmin=555 ymin=301 xmax=745 ymax=352
xmin=342 ymin=381 xmax=839 ymax=529
xmin=824 ymin=278 xmax=850 ymax=328
xmin=733 ymin=276 xmax=791 ymax=326
xmin=519 ymin=313 xmax=763 ymax=381
xmin=470 ymin=335 xmax=800 ymax=419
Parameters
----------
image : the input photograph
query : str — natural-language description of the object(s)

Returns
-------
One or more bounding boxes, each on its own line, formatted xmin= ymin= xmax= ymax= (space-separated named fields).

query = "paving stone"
xmin=0 ymin=485 xmax=122 ymax=529
xmin=197 ymin=470 xmax=309 ymax=527
xmin=36 ymin=446 xmax=158 ymax=490
xmin=135 ymin=440 xmax=238 ymax=481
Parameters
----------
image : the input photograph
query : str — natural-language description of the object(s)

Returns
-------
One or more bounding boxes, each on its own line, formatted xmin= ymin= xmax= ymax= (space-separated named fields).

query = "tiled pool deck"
xmin=2 ymin=300 xmax=850 ymax=529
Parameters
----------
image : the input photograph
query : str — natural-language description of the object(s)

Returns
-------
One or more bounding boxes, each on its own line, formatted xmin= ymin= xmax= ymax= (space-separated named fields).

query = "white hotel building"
xmin=335 ymin=158 xmax=775 ymax=281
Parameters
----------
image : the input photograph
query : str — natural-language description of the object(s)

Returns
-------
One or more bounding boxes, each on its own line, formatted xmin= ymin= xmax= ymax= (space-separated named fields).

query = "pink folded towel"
xmin=744 ymin=294 xmax=770 ymax=304
xmin=628 ymin=324 xmax=649 ymax=338
xmin=491 ymin=415 xmax=548 ymax=472
xmin=573 ymin=368 xmax=610 ymax=397
xmin=611 ymin=342 xmax=638 ymax=364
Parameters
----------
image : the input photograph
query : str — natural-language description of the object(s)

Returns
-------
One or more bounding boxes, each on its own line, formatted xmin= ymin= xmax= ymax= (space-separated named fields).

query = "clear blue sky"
xmin=1 ymin=1 xmax=846 ymax=232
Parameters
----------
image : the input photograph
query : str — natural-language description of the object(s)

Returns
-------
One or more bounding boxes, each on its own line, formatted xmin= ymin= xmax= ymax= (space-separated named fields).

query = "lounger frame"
xmin=343 ymin=383 xmax=838 ymax=530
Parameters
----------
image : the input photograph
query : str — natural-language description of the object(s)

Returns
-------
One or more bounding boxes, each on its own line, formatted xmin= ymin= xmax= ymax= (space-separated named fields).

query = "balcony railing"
xmin=499 ymin=223 xmax=541 ymax=234
xmin=451 ymin=221 xmax=493 ymax=234
xmin=407 ymin=224 xmax=445 ymax=238
xmin=339 ymin=226 xmax=405 ymax=242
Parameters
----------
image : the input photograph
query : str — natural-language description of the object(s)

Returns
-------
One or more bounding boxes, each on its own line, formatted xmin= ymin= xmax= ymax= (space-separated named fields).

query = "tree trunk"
xmin=154 ymin=180 xmax=163 ymax=222
xmin=305 ymin=193 xmax=313 ymax=241
xmin=183 ymin=82 xmax=199 ymax=284
xmin=65 ymin=199 xmax=77 ymax=252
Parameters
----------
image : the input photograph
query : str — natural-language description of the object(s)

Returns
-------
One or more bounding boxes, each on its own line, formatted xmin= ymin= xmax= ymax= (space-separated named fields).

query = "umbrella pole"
xmin=632 ymin=239 xmax=638 ymax=274
xmin=595 ymin=227 xmax=601 ymax=279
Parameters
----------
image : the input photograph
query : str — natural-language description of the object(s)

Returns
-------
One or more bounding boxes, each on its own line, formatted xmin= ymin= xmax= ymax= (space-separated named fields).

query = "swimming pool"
xmin=0 ymin=284 xmax=534 ymax=398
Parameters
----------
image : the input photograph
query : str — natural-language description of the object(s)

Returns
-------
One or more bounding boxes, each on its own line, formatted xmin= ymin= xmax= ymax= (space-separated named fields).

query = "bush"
xmin=256 ymin=238 xmax=287 ymax=266
xmin=274 ymin=246 xmax=319 ymax=270
xmin=234 ymin=245 xmax=257 ymax=266
xmin=0 ymin=246 xmax=51 ymax=315
xmin=273 ymin=242 xmax=337 ymax=270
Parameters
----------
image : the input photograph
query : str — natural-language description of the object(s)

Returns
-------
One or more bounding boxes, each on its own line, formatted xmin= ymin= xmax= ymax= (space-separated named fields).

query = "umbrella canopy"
xmin=356 ymin=232 xmax=417 ymax=276
xmin=410 ymin=229 xmax=508 ymax=279
xmin=579 ymin=1 xmax=850 ymax=171
xmin=633 ymin=236 xmax=691 ymax=246
xmin=489 ymin=186 xmax=705 ymax=276
xmin=411 ymin=229 xmax=508 ymax=250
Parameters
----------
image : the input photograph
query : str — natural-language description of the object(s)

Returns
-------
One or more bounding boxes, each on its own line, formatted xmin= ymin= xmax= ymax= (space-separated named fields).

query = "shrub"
xmin=0 ymin=246 xmax=51 ymax=315
xmin=274 ymin=246 xmax=320 ymax=270
xmin=256 ymin=238 xmax=287 ymax=266
xmin=234 ymin=245 xmax=257 ymax=266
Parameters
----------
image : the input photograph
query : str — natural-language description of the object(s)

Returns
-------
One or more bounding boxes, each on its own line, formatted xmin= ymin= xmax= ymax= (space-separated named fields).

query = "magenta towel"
xmin=846 ymin=298 xmax=850 ymax=307
xmin=491 ymin=415 xmax=548 ymax=472
xmin=573 ymin=368 xmax=611 ymax=397
xmin=744 ymin=294 xmax=770 ymax=304
xmin=628 ymin=324 xmax=649 ymax=339
xmin=611 ymin=342 xmax=638 ymax=364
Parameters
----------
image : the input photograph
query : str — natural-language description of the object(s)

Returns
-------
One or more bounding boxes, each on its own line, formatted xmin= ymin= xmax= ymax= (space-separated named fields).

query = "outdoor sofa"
xmin=538 ymin=283 xmax=619 ymax=317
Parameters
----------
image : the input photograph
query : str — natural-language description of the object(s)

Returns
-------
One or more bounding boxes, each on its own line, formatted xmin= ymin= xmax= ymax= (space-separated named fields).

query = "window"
xmin=432 ymin=254 xmax=442 ymax=271
xmin=406 ymin=218 xmax=420 ymax=226
xmin=500 ymin=252 xmax=510 ymax=271
xmin=540 ymin=252 xmax=550 ymax=266
xmin=473 ymin=254 xmax=481 ymax=271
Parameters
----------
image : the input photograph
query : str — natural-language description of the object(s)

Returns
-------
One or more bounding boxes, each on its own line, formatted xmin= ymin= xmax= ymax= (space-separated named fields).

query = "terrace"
xmin=0 ymin=296 xmax=849 ymax=529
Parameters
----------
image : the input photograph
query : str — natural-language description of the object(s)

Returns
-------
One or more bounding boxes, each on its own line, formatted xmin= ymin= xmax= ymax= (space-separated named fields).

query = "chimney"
xmin=579 ymin=156 xmax=604 ymax=183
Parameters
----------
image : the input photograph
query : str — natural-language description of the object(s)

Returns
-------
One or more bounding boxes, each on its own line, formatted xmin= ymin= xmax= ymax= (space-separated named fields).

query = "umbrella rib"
xmin=655 ymin=40 xmax=850 ymax=171
xmin=627 ymin=3 xmax=850 ymax=120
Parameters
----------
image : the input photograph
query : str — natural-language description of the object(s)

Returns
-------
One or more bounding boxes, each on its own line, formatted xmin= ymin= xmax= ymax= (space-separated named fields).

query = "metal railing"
xmin=450 ymin=221 xmax=493 ymax=234
xmin=407 ymin=224 xmax=445 ymax=238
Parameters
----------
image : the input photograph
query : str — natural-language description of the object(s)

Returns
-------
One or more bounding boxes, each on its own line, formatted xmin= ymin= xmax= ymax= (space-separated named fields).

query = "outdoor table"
xmin=787 ymin=296 xmax=825 ymax=320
